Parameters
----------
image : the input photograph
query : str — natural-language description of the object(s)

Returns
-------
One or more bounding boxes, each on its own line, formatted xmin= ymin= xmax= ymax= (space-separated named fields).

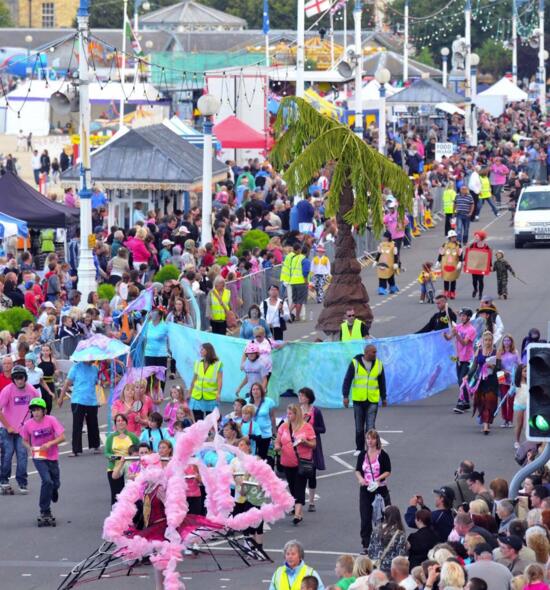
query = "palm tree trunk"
xmin=316 ymin=182 xmax=373 ymax=335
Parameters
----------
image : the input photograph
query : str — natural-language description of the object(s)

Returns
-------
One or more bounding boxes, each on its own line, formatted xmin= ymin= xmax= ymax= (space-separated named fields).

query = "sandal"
xmin=292 ymin=516 xmax=303 ymax=526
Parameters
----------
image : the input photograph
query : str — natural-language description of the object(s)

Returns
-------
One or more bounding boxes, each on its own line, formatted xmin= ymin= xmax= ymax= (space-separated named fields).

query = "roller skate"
xmin=37 ymin=511 xmax=56 ymax=527
xmin=0 ymin=483 xmax=14 ymax=495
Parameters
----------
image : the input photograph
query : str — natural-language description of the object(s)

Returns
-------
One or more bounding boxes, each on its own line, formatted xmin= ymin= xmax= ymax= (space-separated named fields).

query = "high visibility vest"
xmin=40 ymin=229 xmax=55 ymax=253
xmin=210 ymin=289 xmax=231 ymax=321
xmin=480 ymin=177 xmax=492 ymax=199
xmin=341 ymin=319 xmax=364 ymax=341
xmin=288 ymin=254 xmax=305 ymax=285
xmin=442 ymin=189 xmax=456 ymax=214
xmin=191 ymin=360 xmax=221 ymax=401
xmin=350 ymin=358 xmax=383 ymax=403
xmin=273 ymin=564 xmax=313 ymax=590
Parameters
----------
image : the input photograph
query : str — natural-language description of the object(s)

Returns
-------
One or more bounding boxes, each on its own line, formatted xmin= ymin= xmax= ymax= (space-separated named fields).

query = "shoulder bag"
xmin=289 ymin=423 xmax=315 ymax=478
xmin=372 ymin=529 xmax=400 ymax=569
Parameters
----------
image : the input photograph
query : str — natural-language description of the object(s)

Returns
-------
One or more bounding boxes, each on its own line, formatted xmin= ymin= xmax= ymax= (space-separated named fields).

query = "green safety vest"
xmin=280 ymin=252 xmax=305 ymax=284
xmin=480 ymin=176 xmax=492 ymax=199
xmin=191 ymin=360 xmax=221 ymax=401
xmin=341 ymin=319 xmax=364 ymax=341
xmin=40 ymin=229 xmax=55 ymax=253
xmin=273 ymin=564 xmax=313 ymax=590
xmin=442 ymin=189 xmax=456 ymax=214
xmin=350 ymin=358 xmax=383 ymax=403
xmin=210 ymin=289 xmax=231 ymax=321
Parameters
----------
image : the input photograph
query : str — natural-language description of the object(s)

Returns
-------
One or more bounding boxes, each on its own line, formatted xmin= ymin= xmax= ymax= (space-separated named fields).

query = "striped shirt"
xmin=455 ymin=192 xmax=474 ymax=215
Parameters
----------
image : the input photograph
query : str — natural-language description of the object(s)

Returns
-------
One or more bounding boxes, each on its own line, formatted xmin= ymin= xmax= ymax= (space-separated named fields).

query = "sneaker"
xmin=507 ymin=422 xmax=514 ymax=428
xmin=514 ymin=442 xmax=520 ymax=449
xmin=19 ymin=486 xmax=29 ymax=495
xmin=353 ymin=450 xmax=361 ymax=457
xmin=500 ymin=423 xmax=507 ymax=428
xmin=453 ymin=406 xmax=465 ymax=414
xmin=52 ymin=488 xmax=59 ymax=503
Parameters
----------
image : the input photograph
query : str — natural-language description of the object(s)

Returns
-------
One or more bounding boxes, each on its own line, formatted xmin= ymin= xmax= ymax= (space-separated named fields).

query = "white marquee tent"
xmin=477 ymin=77 xmax=528 ymax=102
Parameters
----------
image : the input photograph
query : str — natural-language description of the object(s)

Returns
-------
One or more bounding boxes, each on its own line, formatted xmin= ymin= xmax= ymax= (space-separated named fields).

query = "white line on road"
xmin=317 ymin=468 xmax=355 ymax=480
xmin=330 ymin=455 xmax=355 ymax=470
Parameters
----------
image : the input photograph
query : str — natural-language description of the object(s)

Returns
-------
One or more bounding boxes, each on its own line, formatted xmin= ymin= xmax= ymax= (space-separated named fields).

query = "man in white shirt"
xmin=391 ymin=556 xmax=417 ymax=590
xmin=468 ymin=166 xmax=482 ymax=221
xmin=261 ymin=284 xmax=290 ymax=341
xmin=31 ymin=150 xmax=42 ymax=185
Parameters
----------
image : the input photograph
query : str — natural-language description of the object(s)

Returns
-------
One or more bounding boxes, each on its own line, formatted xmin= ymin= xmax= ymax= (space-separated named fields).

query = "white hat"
xmin=177 ymin=226 xmax=190 ymax=235
xmin=447 ymin=230 xmax=457 ymax=238
xmin=162 ymin=239 xmax=174 ymax=246
xmin=42 ymin=301 xmax=56 ymax=309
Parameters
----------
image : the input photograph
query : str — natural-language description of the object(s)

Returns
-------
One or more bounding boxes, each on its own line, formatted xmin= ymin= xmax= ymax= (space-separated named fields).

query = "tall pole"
xmin=330 ymin=11 xmax=335 ymax=68
xmin=378 ymin=84 xmax=386 ymax=154
xmin=119 ymin=0 xmax=128 ymax=129
xmin=471 ymin=62 xmax=478 ymax=146
xmin=265 ymin=35 xmax=270 ymax=67
xmin=512 ymin=0 xmax=518 ymax=85
xmin=464 ymin=0 xmax=472 ymax=145
xmin=538 ymin=0 xmax=546 ymax=117
xmin=77 ymin=0 xmax=96 ymax=302
xmin=296 ymin=0 xmax=305 ymax=97
xmin=201 ymin=119 xmax=213 ymax=245
xmin=403 ymin=0 xmax=409 ymax=84
xmin=354 ymin=0 xmax=363 ymax=137
xmin=442 ymin=53 xmax=448 ymax=88
xmin=343 ymin=1 xmax=347 ymax=55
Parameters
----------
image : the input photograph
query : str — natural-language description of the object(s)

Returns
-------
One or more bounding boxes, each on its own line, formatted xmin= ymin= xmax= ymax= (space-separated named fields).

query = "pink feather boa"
xmin=102 ymin=409 xmax=293 ymax=589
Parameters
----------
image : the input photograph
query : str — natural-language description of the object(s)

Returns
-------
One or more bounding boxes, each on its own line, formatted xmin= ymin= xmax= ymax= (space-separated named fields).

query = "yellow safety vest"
xmin=350 ymin=358 xmax=383 ymax=403
xmin=273 ymin=564 xmax=313 ymax=590
xmin=341 ymin=319 xmax=364 ymax=341
xmin=480 ymin=176 xmax=492 ymax=199
xmin=281 ymin=253 xmax=306 ymax=285
xmin=191 ymin=360 xmax=221 ymax=401
xmin=280 ymin=253 xmax=293 ymax=283
xmin=442 ymin=189 xmax=456 ymax=214
xmin=211 ymin=289 xmax=231 ymax=321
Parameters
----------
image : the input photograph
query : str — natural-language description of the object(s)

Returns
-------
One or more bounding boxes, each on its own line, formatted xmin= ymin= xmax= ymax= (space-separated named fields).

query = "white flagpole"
xmin=343 ymin=1 xmax=347 ymax=55
xmin=330 ymin=10 xmax=335 ymax=68
xmin=403 ymin=0 xmax=409 ymax=83
xmin=119 ymin=0 xmax=128 ymax=129
xmin=297 ymin=0 xmax=305 ymax=97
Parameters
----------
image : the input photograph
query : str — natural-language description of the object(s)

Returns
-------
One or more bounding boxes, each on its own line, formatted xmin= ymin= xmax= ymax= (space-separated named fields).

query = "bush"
xmin=97 ymin=283 xmax=115 ymax=301
xmin=153 ymin=264 xmax=180 ymax=283
xmin=237 ymin=229 xmax=269 ymax=257
xmin=0 ymin=307 xmax=36 ymax=335
xmin=216 ymin=256 xmax=230 ymax=267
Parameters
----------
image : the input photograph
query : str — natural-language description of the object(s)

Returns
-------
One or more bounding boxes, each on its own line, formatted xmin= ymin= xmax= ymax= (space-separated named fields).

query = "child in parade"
xmin=20 ymin=397 xmax=65 ymax=526
xmin=139 ymin=412 xmax=173 ymax=452
xmin=417 ymin=262 xmax=437 ymax=304
xmin=310 ymin=245 xmax=331 ymax=304
xmin=163 ymin=385 xmax=187 ymax=433
xmin=374 ymin=231 xmax=399 ymax=295
xmin=492 ymin=250 xmax=516 ymax=300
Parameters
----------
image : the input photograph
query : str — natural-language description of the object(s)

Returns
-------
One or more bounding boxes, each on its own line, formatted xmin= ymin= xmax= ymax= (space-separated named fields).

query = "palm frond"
xmin=271 ymin=97 xmax=414 ymax=237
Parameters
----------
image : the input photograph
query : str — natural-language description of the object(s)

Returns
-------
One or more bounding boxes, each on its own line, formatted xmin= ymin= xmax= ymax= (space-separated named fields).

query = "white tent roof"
xmin=478 ymin=77 xmax=528 ymax=102
xmin=361 ymin=79 xmax=398 ymax=100
xmin=5 ymin=80 xmax=166 ymax=105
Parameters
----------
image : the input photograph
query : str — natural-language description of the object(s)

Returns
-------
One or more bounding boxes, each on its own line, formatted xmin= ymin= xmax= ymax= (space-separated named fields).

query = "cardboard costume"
xmin=464 ymin=244 xmax=492 ymax=276
xmin=439 ymin=241 xmax=462 ymax=282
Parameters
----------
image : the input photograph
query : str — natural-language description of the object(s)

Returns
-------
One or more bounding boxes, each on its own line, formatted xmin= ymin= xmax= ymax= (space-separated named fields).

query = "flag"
xmin=262 ymin=0 xmax=270 ymax=35
xmin=305 ymin=0 xmax=331 ymax=18
xmin=123 ymin=286 xmax=153 ymax=314
xmin=330 ymin=0 xmax=347 ymax=14
xmin=124 ymin=13 xmax=144 ymax=59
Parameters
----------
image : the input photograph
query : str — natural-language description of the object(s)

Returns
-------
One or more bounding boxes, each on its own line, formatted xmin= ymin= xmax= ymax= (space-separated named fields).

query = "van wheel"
xmin=514 ymin=237 xmax=524 ymax=249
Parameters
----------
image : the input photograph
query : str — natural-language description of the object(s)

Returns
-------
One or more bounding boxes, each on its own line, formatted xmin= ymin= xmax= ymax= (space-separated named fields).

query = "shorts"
xmin=291 ymin=284 xmax=307 ymax=305
xmin=514 ymin=387 xmax=527 ymax=411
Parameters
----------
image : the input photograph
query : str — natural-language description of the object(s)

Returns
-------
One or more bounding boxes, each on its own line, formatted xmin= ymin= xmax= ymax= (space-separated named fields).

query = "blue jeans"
xmin=33 ymin=459 xmax=60 ymax=514
xmin=456 ymin=214 xmax=471 ymax=244
xmin=353 ymin=401 xmax=379 ymax=451
xmin=477 ymin=197 xmax=498 ymax=216
xmin=0 ymin=429 xmax=28 ymax=487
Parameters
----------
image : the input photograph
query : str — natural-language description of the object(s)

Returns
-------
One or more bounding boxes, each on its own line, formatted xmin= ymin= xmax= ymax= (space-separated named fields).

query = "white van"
xmin=514 ymin=185 xmax=550 ymax=248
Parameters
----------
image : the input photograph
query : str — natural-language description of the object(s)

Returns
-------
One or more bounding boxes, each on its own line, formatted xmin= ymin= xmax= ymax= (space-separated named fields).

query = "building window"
xmin=42 ymin=2 xmax=55 ymax=28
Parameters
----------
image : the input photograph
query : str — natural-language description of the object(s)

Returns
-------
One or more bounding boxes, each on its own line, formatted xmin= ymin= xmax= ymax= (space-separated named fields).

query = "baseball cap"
xmin=162 ymin=239 xmax=174 ymax=246
xmin=42 ymin=301 xmax=56 ymax=309
xmin=433 ymin=486 xmax=456 ymax=501
xmin=473 ymin=542 xmax=494 ymax=556
xmin=498 ymin=535 xmax=522 ymax=552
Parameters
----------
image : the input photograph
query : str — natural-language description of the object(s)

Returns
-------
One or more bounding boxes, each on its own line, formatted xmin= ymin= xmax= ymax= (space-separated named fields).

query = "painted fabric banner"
xmin=168 ymin=324 xmax=457 ymax=408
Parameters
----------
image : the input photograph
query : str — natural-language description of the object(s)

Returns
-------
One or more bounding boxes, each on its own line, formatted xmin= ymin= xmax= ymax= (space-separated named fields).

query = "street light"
xmin=441 ymin=47 xmax=450 ymax=88
xmin=25 ymin=34 xmax=33 ymax=77
xmin=375 ymin=67 xmax=391 ymax=155
xmin=198 ymin=94 xmax=221 ymax=245
xmin=470 ymin=52 xmax=480 ymax=146
xmin=134 ymin=0 xmax=150 ymax=34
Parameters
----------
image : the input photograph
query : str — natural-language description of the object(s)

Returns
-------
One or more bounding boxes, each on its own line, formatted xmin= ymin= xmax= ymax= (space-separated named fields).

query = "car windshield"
xmin=518 ymin=191 xmax=550 ymax=211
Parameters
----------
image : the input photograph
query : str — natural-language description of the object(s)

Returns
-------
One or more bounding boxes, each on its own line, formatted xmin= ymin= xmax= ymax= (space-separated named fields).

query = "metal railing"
xmin=226 ymin=265 xmax=282 ymax=320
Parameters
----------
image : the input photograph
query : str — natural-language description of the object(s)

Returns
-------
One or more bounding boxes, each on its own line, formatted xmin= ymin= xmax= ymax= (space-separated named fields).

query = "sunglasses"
xmin=346 ymin=314 xmax=355 ymax=319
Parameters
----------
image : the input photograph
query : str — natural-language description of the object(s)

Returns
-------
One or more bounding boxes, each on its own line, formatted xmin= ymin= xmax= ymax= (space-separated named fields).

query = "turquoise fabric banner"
xmin=168 ymin=324 xmax=457 ymax=408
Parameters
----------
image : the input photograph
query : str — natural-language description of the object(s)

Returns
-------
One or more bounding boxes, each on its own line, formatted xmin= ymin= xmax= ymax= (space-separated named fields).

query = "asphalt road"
xmin=2 ymin=207 xmax=549 ymax=590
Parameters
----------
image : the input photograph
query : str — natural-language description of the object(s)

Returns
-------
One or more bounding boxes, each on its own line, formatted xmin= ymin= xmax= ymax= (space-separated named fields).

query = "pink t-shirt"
xmin=0 ymin=383 xmax=41 ymax=433
xmin=363 ymin=453 xmax=384 ymax=487
xmin=277 ymin=422 xmax=315 ymax=468
xmin=163 ymin=402 xmax=180 ymax=433
xmin=21 ymin=415 xmax=64 ymax=460
xmin=456 ymin=322 xmax=477 ymax=362
xmin=111 ymin=399 xmax=149 ymax=436
xmin=185 ymin=465 xmax=201 ymax=497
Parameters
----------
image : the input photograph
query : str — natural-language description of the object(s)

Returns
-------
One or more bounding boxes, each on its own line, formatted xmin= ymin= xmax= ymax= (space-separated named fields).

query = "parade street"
xmin=1 ymin=208 xmax=547 ymax=590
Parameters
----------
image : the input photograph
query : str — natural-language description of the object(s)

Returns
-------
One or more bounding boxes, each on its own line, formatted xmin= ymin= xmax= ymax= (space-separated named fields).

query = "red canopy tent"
xmin=213 ymin=115 xmax=274 ymax=150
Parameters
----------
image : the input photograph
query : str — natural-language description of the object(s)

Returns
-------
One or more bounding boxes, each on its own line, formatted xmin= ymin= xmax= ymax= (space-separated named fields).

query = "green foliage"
xmin=0 ymin=0 xmax=13 ymax=26
xmin=237 ymin=230 xmax=270 ymax=256
xmin=414 ymin=47 xmax=436 ymax=68
xmin=154 ymin=264 xmax=180 ymax=283
xmin=216 ymin=256 xmax=230 ymax=267
xmin=271 ymin=97 xmax=413 ymax=236
xmin=201 ymin=0 xmax=296 ymax=29
xmin=478 ymin=39 xmax=512 ymax=79
xmin=0 ymin=308 xmax=35 ymax=335
xmin=97 ymin=283 xmax=116 ymax=301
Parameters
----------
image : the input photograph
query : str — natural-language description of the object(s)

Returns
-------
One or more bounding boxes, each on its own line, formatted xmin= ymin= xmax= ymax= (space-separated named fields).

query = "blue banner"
xmin=168 ymin=325 xmax=457 ymax=408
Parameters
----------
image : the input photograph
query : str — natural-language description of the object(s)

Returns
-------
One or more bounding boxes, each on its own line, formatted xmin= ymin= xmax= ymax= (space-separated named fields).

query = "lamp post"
xmin=25 ymin=34 xmax=33 ymax=77
xmin=353 ymin=0 xmax=363 ymax=138
xmin=512 ymin=0 xmax=518 ymax=85
xmin=296 ymin=0 xmax=305 ymax=97
xmin=403 ymin=0 xmax=409 ymax=84
xmin=375 ymin=67 xmax=391 ymax=155
xmin=538 ymin=0 xmax=546 ymax=117
xmin=76 ymin=0 xmax=96 ymax=302
xmin=441 ymin=47 xmax=449 ymax=88
xmin=198 ymin=94 xmax=221 ymax=246
xmin=470 ymin=52 xmax=479 ymax=146
xmin=134 ymin=0 xmax=150 ymax=34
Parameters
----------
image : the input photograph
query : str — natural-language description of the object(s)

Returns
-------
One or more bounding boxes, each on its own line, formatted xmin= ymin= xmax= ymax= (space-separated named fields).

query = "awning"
xmin=0 ymin=212 xmax=28 ymax=238
xmin=213 ymin=115 xmax=273 ymax=150
xmin=435 ymin=102 xmax=465 ymax=116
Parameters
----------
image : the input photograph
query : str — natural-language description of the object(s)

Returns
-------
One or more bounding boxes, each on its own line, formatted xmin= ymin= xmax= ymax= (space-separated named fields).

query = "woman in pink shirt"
xmin=111 ymin=383 xmax=148 ymax=436
xmin=275 ymin=403 xmax=316 ymax=526
xmin=125 ymin=228 xmax=151 ymax=270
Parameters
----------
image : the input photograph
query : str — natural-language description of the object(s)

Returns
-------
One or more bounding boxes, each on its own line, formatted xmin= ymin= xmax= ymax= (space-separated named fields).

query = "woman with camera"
xmin=355 ymin=429 xmax=392 ymax=553
xmin=104 ymin=413 xmax=140 ymax=505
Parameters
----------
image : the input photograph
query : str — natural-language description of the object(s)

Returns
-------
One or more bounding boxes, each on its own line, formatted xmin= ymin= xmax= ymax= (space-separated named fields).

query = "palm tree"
xmin=271 ymin=97 xmax=413 ymax=335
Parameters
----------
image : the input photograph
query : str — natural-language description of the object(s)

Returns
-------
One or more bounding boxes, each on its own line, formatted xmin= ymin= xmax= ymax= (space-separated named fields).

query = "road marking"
xmin=317 ymin=469 xmax=355 ymax=480
xmin=330 ymin=454 xmax=355 ymax=470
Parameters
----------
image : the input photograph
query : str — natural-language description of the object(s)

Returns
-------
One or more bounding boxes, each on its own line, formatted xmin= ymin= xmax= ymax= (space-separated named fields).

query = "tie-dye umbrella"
xmin=70 ymin=334 xmax=130 ymax=362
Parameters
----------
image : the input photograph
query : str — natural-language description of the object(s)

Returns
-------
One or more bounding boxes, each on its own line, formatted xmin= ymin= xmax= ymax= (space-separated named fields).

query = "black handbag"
xmin=289 ymin=424 xmax=315 ymax=478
